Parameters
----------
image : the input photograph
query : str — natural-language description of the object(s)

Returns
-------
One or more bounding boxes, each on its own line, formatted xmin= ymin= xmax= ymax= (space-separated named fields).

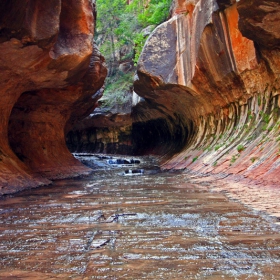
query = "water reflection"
xmin=0 ymin=155 xmax=280 ymax=279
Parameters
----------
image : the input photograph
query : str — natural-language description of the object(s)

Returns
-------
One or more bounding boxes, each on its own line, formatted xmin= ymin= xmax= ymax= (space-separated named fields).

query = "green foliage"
xmin=250 ymin=157 xmax=258 ymax=163
xmin=262 ymin=124 xmax=268 ymax=131
xmin=96 ymin=0 xmax=172 ymax=106
xmin=268 ymin=126 xmax=273 ymax=132
xmin=133 ymin=32 xmax=146 ymax=64
xmin=128 ymin=0 xmax=172 ymax=26
xmin=230 ymin=155 xmax=237 ymax=164
xmin=214 ymin=144 xmax=222 ymax=151
xmin=102 ymin=91 xmax=129 ymax=107
xmin=96 ymin=0 xmax=172 ymax=67
xmin=96 ymin=0 xmax=127 ymax=56
xmin=128 ymin=0 xmax=172 ymax=64
xmin=192 ymin=156 xmax=198 ymax=163
xmin=237 ymin=144 xmax=245 ymax=152
xmin=139 ymin=0 xmax=171 ymax=26
xmin=263 ymin=113 xmax=270 ymax=124
xmin=101 ymin=71 xmax=134 ymax=107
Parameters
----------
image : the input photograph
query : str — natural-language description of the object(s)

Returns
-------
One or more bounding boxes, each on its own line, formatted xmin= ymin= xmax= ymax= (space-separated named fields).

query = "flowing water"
xmin=0 ymin=155 xmax=280 ymax=279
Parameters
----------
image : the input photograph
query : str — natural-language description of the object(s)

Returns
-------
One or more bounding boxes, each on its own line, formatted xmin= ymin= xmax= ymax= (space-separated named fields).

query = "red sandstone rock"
xmin=132 ymin=0 xmax=280 ymax=187
xmin=0 ymin=0 xmax=107 ymax=194
xmin=237 ymin=0 xmax=280 ymax=48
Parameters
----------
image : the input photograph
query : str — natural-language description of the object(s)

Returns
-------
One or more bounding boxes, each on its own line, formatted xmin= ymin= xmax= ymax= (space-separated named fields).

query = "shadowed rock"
xmin=67 ymin=112 xmax=133 ymax=155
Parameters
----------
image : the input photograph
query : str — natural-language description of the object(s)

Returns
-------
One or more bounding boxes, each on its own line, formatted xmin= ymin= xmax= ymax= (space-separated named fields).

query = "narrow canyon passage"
xmin=1 ymin=0 xmax=280 ymax=278
xmin=0 ymin=155 xmax=280 ymax=279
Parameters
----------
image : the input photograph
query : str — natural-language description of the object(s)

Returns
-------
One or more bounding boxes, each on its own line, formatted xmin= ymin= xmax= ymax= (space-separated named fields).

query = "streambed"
xmin=0 ymin=155 xmax=280 ymax=279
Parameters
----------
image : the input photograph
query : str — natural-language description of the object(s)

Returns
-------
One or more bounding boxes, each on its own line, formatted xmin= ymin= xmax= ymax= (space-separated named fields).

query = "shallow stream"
xmin=0 ymin=155 xmax=280 ymax=279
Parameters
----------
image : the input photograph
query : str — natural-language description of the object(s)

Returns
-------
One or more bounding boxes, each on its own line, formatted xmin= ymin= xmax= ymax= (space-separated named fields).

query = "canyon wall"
xmin=132 ymin=0 xmax=280 ymax=187
xmin=0 ymin=0 xmax=107 ymax=194
xmin=1 ymin=0 xmax=279 ymax=195
xmin=67 ymin=110 xmax=133 ymax=155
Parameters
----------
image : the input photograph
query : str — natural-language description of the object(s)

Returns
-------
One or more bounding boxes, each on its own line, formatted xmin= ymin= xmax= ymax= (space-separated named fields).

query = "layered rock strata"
xmin=132 ymin=0 xmax=280 ymax=187
xmin=67 ymin=111 xmax=133 ymax=155
xmin=0 ymin=0 xmax=107 ymax=194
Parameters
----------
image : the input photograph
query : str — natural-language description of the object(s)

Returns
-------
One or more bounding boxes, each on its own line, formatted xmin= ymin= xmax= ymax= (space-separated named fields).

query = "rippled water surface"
xmin=0 ymin=155 xmax=280 ymax=279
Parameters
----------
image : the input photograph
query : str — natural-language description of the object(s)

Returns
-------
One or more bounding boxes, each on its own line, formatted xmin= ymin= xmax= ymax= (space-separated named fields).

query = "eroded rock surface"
xmin=67 ymin=110 xmax=133 ymax=155
xmin=0 ymin=0 xmax=107 ymax=194
xmin=132 ymin=0 xmax=280 ymax=187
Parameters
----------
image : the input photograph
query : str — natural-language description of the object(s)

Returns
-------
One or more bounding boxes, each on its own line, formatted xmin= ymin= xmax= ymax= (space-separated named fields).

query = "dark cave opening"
xmin=132 ymin=117 xmax=190 ymax=156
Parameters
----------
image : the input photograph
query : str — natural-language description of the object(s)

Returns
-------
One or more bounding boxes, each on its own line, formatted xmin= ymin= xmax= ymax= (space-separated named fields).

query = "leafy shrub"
xmin=101 ymin=71 xmax=134 ymax=107
xmin=230 ymin=155 xmax=237 ymax=163
xmin=237 ymin=144 xmax=245 ymax=152
xmin=136 ymin=0 xmax=172 ymax=26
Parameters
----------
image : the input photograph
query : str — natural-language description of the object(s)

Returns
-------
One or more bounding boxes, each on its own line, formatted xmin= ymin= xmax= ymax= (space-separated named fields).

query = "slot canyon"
xmin=1 ymin=0 xmax=280 ymax=278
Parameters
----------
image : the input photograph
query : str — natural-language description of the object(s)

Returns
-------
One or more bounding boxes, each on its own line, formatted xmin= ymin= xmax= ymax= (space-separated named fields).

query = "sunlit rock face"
xmin=0 ymin=0 xmax=107 ymax=194
xmin=132 ymin=0 xmax=280 ymax=186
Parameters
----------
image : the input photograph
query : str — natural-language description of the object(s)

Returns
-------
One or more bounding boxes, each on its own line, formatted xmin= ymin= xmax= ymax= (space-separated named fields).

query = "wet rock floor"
xmin=0 ymin=155 xmax=280 ymax=279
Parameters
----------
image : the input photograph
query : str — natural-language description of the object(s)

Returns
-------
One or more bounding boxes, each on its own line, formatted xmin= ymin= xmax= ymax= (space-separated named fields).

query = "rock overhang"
xmin=132 ymin=0 xmax=280 ymax=187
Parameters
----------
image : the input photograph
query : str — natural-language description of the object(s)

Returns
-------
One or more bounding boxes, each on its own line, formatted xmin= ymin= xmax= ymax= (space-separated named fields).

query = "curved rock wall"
xmin=0 ymin=0 xmax=107 ymax=194
xmin=132 ymin=0 xmax=280 ymax=186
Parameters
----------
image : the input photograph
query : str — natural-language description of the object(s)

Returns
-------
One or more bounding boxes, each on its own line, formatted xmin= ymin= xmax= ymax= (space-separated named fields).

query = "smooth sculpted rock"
xmin=132 ymin=0 xmax=280 ymax=187
xmin=0 ymin=0 xmax=107 ymax=194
